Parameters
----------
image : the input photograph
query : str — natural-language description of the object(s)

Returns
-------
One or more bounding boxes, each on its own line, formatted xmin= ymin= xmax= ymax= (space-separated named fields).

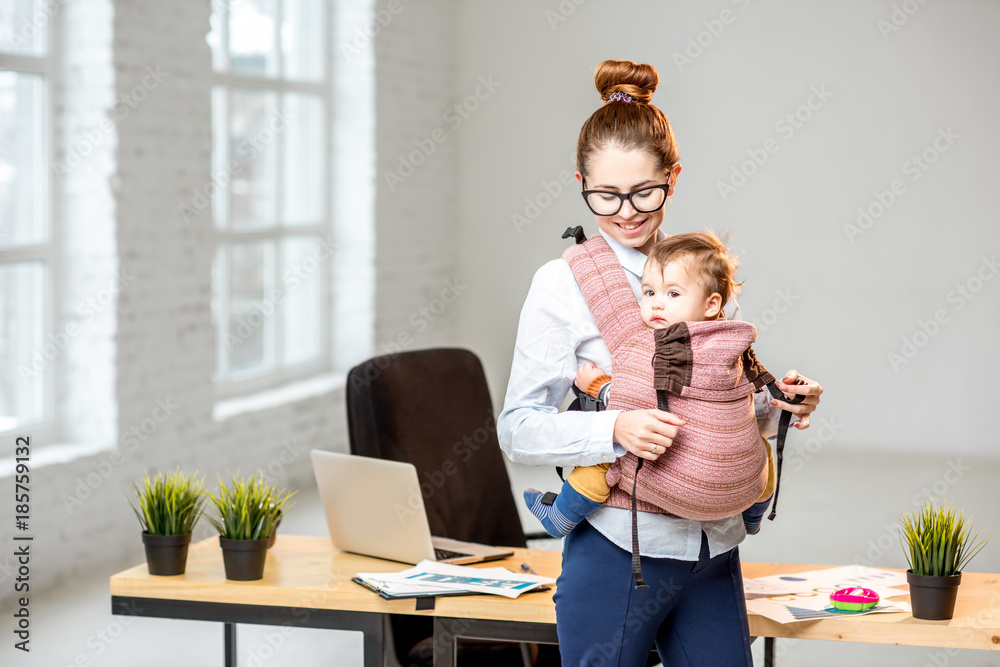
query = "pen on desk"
xmin=520 ymin=563 xmax=539 ymax=576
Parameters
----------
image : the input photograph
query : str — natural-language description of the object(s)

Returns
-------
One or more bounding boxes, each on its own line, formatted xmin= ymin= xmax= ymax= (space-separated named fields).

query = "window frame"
xmin=210 ymin=0 xmax=334 ymax=399
xmin=0 ymin=8 xmax=59 ymax=444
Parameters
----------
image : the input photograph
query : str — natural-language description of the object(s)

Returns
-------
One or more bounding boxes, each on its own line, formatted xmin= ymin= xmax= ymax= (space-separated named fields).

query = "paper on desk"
xmin=743 ymin=565 xmax=912 ymax=623
xmin=746 ymin=593 xmax=911 ymax=624
xmin=354 ymin=572 xmax=475 ymax=597
xmin=355 ymin=560 xmax=555 ymax=599
xmin=743 ymin=579 xmax=806 ymax=597
xmin=747 ymin=565 xmax=910 ymax=592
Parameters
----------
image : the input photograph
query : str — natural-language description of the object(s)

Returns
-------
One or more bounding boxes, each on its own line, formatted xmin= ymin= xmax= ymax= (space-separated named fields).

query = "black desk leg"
xmin=360 ymin=614 xmax=384 ymax=667
xmin=764 ymin=636 xmax=775 ymax=667
xmin=224 ymin=623 xmax=237 ymax=667
xmin=431 ymin=617 xmax=559 ymax=667
xmin=218 ymin=613 xmax=382 ymax=667
xmin=432 ymin=618 xmax=458 ymax=667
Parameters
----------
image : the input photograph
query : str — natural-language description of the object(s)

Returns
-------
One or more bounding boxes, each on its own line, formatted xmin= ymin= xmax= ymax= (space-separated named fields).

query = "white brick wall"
xmin=55 ymin=0 xmax=118 ymax=454
xmin=373 ymin=0 xmax=460 ymax=350
xmin=0 ymin=0 xmax=460 ymax=605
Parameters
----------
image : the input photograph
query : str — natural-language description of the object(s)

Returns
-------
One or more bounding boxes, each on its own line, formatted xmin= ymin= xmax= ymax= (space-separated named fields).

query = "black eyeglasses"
xmin=580 ymin=177 xmax=671 ymax=216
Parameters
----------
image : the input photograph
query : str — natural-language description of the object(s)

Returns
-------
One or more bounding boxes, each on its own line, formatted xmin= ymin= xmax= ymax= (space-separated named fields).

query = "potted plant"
xmin=899 ymin=499 xmax=991 ymax=620
xmin=127 ymin=468 xmax=206 ymax=576
xmin=205 ymin=471 xmax=295 ymax=581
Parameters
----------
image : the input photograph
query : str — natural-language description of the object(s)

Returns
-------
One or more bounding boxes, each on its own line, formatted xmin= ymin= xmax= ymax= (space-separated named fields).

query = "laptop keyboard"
xmin=435 ymin=547 xmax=472 ymax=561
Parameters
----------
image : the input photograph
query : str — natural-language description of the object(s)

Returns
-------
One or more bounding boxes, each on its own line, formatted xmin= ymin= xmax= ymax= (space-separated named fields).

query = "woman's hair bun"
xmin=594 ymin=59 xmax=658 ymax=104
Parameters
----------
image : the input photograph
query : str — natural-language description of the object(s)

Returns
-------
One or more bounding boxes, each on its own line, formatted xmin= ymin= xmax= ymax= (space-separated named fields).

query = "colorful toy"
xmin=829 ymin=587 xmax=879 ymax=611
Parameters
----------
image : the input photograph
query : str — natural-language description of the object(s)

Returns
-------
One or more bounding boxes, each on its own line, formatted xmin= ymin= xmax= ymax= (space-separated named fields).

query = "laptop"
xmin=310 ymin=450 xmax=514 ymax=565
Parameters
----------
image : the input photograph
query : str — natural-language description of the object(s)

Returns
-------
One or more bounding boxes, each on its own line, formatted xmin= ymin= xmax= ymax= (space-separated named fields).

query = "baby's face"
xmin=640 ymin=259 xmax=715 ymax=329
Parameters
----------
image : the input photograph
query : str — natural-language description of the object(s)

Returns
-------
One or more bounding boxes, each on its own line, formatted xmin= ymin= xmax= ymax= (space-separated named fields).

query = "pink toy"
xmin=829 ymin=587 xmax=879 ymax=611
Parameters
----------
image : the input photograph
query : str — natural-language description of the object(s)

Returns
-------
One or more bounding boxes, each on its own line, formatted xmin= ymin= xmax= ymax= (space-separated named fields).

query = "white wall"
xmin=453 ymin=0 xmax=1000 ymax=458
xmin=373 ymin=0 xmax=460 ymax=349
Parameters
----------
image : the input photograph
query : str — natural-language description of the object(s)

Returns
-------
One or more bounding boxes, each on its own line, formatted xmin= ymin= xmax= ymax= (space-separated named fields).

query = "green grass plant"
xmin=900 ymin=499 xmax=991 ymax=577
xmin=205 ymin=471 xmax=296 ymax=541
xmin=128 ymin=468 xmax=207 ymax=535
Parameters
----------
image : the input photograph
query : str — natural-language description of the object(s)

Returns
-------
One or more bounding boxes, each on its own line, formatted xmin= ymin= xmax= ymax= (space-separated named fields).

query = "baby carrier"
xmin=561 ymin=226 xmax=803 ymax=588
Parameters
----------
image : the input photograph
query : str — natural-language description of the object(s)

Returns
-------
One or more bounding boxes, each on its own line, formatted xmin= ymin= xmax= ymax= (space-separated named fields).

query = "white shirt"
xmin=497 ymin=227 xmax=789 ymax=560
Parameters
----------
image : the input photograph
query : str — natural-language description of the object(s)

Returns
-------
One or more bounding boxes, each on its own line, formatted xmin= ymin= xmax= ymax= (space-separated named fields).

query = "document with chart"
xmin=354 ymin=560 xmax=555 ymax=599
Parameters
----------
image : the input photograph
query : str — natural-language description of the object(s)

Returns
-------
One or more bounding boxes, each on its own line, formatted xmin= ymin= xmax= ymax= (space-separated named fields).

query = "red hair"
xmin=577 ymin=59 xmax=680 ymax=184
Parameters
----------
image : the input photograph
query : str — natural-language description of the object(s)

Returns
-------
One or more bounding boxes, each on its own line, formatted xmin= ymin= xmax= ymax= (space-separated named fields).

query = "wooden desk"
xmin=742 ymin=563 xmax=1000 ymax=654
xmin=110 ymin=534 xmax=559 ymax=667
xmin=110 ymin=535 xmax=1000 ymax=667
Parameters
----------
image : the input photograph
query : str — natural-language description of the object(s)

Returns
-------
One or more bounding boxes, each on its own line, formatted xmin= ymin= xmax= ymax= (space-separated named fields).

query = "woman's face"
xmin=575 ymin=146 xmax=681 ymax=256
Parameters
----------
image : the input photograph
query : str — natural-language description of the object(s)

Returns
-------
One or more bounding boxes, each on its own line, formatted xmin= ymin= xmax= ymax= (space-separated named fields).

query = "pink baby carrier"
xmin=561 ymin=226 xmax=802 ymax=587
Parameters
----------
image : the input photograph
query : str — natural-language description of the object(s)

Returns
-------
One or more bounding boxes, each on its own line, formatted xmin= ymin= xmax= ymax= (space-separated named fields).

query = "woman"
xmin=496 ymin=59 xmax=823 ymax=666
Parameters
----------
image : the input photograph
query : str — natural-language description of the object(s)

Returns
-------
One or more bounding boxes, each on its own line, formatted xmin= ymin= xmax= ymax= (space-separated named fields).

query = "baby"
xmin=524 ymin=230 xmax=775 ymax=537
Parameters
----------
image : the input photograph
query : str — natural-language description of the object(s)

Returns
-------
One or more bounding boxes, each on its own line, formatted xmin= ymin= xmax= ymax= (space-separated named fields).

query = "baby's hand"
xmin=575 ymin=362 xmax=605 ymax=392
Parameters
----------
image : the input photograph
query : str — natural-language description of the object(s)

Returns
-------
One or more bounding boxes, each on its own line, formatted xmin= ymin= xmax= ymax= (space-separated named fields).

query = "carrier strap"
xmin=562 ymin=226 xmax=586 ymax=245
xmin=626 ymin=388 xmax=671 ymax=588
xmin=630 ymin=457 xmax=648 ymax=589
xmin=556 ymin=227 xmax=589 ymax=485
xmin=764 ymin=379 xmax=806 ymax=521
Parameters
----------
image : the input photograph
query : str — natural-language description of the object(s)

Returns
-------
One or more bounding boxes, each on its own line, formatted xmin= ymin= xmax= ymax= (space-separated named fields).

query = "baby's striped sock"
xmin=524 ymin=483 xmax=603 ymax=537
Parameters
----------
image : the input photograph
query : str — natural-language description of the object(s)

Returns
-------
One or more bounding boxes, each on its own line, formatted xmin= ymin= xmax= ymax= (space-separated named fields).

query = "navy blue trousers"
xmin=553 ymin=520 xmax=753 ymax=667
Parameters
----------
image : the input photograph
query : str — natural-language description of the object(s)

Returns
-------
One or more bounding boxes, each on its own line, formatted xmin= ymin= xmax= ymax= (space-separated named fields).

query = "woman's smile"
xmin=613 ymin=219 xmax=647 ymax=235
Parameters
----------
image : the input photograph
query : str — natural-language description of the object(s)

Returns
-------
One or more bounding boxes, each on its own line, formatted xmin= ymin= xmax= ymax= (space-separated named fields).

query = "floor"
xmin=5 ymin=448 xmax=1000 ymax=666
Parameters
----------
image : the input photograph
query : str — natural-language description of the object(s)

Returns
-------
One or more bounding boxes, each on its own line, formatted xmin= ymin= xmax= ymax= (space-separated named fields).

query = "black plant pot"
xmin=141 ymin=532 xmax=192 ymax=576
xmin=907 ymin=570 xmax=962 ymax=620
xmin=219 ymin=536 xmax=270 ymax=581
xmin=267 ymin=516 xmax=282 ymax=550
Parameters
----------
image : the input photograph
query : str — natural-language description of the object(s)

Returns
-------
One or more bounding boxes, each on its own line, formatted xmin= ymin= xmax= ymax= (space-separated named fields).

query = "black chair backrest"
xmin=345 ymin=348 xmax=528 ymax=549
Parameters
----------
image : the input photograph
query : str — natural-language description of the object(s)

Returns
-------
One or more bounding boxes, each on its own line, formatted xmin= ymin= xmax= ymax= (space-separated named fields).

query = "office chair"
xmin=345 ymin=347 xmax=559 ymax=667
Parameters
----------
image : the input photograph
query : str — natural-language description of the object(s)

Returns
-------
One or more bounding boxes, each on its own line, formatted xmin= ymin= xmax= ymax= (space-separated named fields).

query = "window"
xmin=0 ymin=0 xmax=53 ymax=435
xmin=208 ymin=0 xmax=331 ymax=394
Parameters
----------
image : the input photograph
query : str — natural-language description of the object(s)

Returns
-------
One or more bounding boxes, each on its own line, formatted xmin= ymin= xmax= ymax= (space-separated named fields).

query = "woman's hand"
xmin=574 ymin=362 xmax=606 ymax=392
xmin=770 ymin=370 xmax=823 ymax=430
xmin=613 ymin=409 xmax=687 ymax=460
